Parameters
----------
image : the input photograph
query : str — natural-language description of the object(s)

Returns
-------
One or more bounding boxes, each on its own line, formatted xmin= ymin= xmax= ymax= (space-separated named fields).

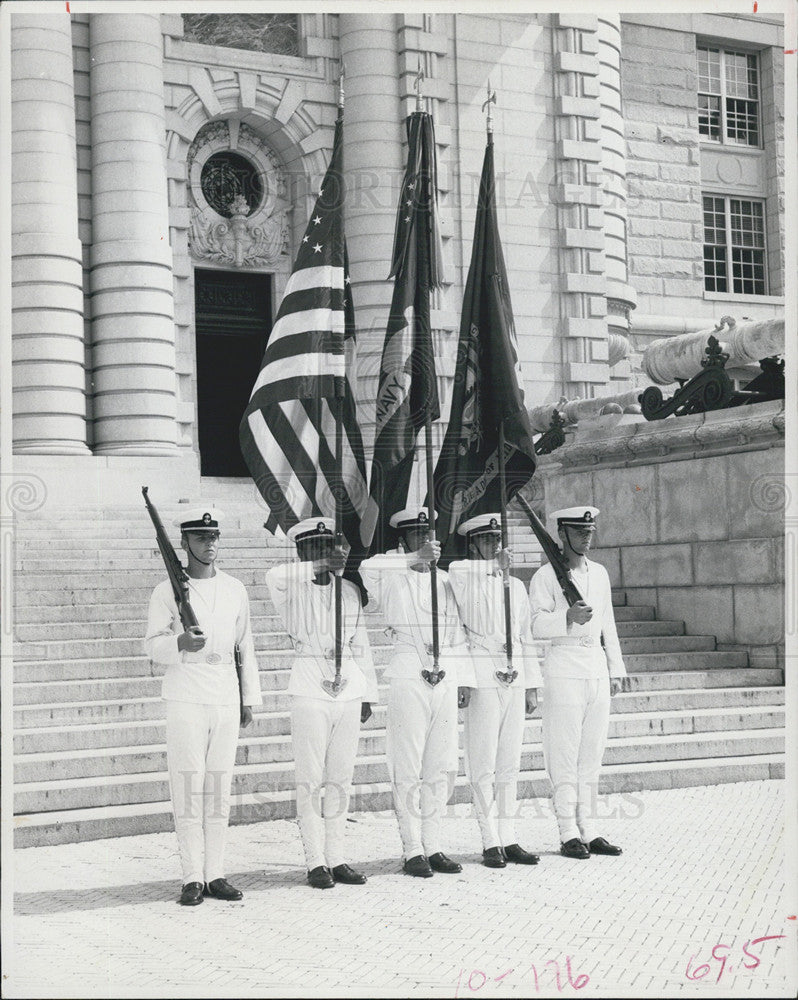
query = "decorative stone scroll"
xmin=187 ymin=120 xmax=289 ymax=268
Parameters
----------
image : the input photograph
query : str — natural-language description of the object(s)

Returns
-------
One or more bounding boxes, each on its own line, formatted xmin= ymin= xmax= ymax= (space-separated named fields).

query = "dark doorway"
xmin=194 ymin=268 xmax=272 ymax=476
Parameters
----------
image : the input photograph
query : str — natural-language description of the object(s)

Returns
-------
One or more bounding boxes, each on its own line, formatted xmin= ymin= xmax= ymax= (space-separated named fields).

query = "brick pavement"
xmin=5 ymin=780 xmax=796 ymax=998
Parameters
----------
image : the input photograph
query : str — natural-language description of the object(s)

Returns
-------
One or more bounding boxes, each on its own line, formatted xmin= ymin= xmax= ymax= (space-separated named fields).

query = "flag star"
xmin=344 ymin=275 xmax=351 ymax=285
xmin=312 ymin=243 xmax=323 ymax=253
xmin=318 ymin=187 xmax=324 ymax=197
xmin=302 ymin=235 xmax=309 ymax=243
xmin=405 ymin=199 xmax=412 ymax=206
xmin=408 ymin=181 xmax=416 ymax=189
xmin=313 ymin=215 xmax=322 ymax=225
xmin=404 ymin=216 xmax=411 ymax=222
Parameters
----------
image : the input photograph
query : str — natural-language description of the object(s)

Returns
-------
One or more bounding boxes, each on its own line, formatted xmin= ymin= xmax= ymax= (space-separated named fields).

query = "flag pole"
xmin=414 ymin=62 xmax=442 ymax=683
xmin=332 ymin=63 xmax=346 ymax=695
xmin=484 ymin=83 xmax=515 ymax=686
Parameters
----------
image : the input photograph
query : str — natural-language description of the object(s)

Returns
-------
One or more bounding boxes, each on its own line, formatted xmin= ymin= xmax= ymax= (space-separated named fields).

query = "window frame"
xmin=697 ymin=44 xmax=762 ymax=150
xmin=702 ymin=192 xmax=769 ymax=297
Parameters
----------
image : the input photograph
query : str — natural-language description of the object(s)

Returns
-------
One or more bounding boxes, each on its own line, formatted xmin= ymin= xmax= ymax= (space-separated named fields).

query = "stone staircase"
xmin=12 ymin=487 xmax=785 ymax=847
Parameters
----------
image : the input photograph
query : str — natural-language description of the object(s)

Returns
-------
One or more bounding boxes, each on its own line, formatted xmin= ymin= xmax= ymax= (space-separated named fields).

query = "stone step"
xmin=13 ymin=705 xmax=787 ymax=783
xmin=12 ymin=753 xmax=785 ymax=848
xmin=11 ymin=620 xmax=738 ymax=666
xmin=12 ymin=649 xmax=750 ymax=704
xmin=12 ymin=615 xmax=697 ymax=650
xmin=13 ymin=685 xmax=784 ymax=755
xmin=13 ymin=728 xmax=786 ymax=815
xmin=11 ymin=669 xmax=784 ymax=730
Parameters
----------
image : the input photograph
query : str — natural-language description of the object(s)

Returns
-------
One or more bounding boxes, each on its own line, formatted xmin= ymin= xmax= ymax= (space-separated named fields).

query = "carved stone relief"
xmin=187 ymin=120 xmax=290 ymax=268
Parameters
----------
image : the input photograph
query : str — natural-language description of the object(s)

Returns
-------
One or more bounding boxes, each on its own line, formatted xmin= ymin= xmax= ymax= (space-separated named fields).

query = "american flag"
xmin=361 ymin=110 xmax=444 ymax=553
xmin=239 ymin=112 xmax=369 ymax=562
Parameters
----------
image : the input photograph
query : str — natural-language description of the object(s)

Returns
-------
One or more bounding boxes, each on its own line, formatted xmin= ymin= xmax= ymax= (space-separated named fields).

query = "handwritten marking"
xmin=456 ymin=959 xmax=589 ymax=993
xmin=66 ymin=1 xmax=70 ymax=10
xmin=686 ymin=935 xmax=785 ymax=982
xmin=753 ymin=1 xmax=758 ymax=11
xmin=788 ymin=915 xmax=797 ymax=920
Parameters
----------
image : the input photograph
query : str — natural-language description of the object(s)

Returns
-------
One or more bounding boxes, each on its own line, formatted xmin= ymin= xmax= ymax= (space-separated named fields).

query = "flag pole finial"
xmin=482 ymin=82 xmax=496 ymax=135
xmin=414 ymin=58 xmax=425 ymax=112
xmin=338 ymin=61 xmax=345 ymax=110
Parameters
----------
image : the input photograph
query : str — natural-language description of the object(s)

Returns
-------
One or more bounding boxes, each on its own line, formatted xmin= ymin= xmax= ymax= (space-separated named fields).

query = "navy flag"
xmin=361 ymin=110 xmax=444 ymax=553
xmin=239 ymin=112 xmax=369 ymax=565
xmin=433 ymin=133 xmax=537 ymax=564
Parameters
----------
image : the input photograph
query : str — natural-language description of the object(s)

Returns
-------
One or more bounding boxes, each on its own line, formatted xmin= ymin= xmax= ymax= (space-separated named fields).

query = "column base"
xmin=92 ymin=444 xmax=179 ymax=457
xmin=13 ymin=443 xmax=92 ymax=456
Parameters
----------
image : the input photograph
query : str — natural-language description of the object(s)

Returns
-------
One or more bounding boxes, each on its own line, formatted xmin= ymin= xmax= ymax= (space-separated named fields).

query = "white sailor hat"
xmin=287 ymin=516 xmax=336 ymax=544
xmin=457 ymin=512 xmax=502 ymax=538
xmin=173 ymin=506 xmax=225 ymax=532
xmin=389 ymin=507 xmax=433 ymax=531
xmin=550 ymin=506 xmax=600 ymax=532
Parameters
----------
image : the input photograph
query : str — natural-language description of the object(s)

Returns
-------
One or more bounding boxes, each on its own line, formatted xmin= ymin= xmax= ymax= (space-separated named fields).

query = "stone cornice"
xmin=536 ymin=400 xmax=784 ymax=471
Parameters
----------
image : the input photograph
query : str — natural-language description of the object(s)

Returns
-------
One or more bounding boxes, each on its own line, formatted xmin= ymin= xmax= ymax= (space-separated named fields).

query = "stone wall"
xmin=534 ymin=400 xmax=785 ymax=670
xmin=621 ymin=13 xmax=785 ymax=328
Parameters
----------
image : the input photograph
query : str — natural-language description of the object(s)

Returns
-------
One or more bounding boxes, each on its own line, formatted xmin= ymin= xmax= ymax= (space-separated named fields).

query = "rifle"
xmin=234 ymin=643 xmax=246 ymax=726
xmin=142 ymin=487 xmax=200 ymax=631
xmin=514 ymin=492 xmax=584 ymax=607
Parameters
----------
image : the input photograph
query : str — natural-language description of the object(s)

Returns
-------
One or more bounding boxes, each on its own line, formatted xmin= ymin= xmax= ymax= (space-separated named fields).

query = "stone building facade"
xmin=9 ymin=10 xmax=785 ymax=503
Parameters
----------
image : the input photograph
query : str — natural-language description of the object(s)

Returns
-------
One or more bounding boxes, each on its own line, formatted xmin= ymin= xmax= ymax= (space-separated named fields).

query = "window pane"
xmin=698 ymin=94 xmax=721 ymax=139
xmin=697 ymin=46 xmax=721 ymax=94
xmin=703 ymin=196 xmax=726 ymax=244
xmin=730 ymin=200 xmax=765 ymax=249
xmin=182 ymin=14 xmax=299 ymax=56
xmin=725 ymin=98 xmax=759 ymax=145
xmin=704 ymin=245 xmax=728 ymax=292
xmin=731 ymin=248 xmax=765 ymax=294
xmin=725 ymin=51 xmax=759 ymax=100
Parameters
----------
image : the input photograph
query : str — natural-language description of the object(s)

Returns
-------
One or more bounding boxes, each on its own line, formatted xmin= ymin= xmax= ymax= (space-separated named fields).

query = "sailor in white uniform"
xmin=360 ymin=508 xmax=477 ymax=878
xmin=266 ymin=518 xmax=378 ymax=889
xmin=528 ymin=506 xmax=626 ymax=860
xmin=145 ymin=506 xmax=262 ymax=906
xmin=448 ymin=513 xmax=543 ymax=868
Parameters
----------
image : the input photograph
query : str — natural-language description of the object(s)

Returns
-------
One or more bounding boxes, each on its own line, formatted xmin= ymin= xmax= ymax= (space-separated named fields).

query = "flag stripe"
xmin=240 ymin=113 xmax=369 ymax=564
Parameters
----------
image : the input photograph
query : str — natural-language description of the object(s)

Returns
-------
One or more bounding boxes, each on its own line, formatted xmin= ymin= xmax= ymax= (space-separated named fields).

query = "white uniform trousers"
xmin=166 ymin=700 xmax=240 ymax=885
xmin=464 ymin=686 xmax=525 ymax=850
xmin=542 ymin=676 xmax=611 ymax=844
xmin=290 ymin=696 xmax=361 ymax=871
xmin=386 ymin=677 xmax=458 ymax=860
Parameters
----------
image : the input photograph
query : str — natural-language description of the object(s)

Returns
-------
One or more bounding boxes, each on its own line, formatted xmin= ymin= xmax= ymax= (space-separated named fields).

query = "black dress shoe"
xmin=503 ymin=843 xmax=540 ymax=865
xmin=307 ymin=865 xmax=335 ymax=889
xmin=482 ymin=847 xmax=506 ymax=869
xmin=179 ymin=881 xmax=204 ymax=906
xmin=331 ymin=863 xmax=367 ymax=885
xmin=560 ymin=838 xmax=591 ymax=859
xmin=204 ymin=877 xmax=243 ymax=901
xmin=588 ymin=836 xmax=622 ymax=856
xmin=403 ymin=854 xmax=434 ymax=878
xmin=428 ymin=852 xmax=463 ymax=874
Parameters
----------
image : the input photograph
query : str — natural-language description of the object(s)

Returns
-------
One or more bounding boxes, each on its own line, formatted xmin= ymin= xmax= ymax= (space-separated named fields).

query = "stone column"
xmin=550 ymin=13 xmax=610 ymax=399
xmin=338 ymin=14 xmax=404 ymax=448
xmin=597 ymin=16 xmax=636 ymax=381
xmin=89 ymin=14 xmax=177 ymax=455
xmin=11 ymin=16 xmax=89 ymax=454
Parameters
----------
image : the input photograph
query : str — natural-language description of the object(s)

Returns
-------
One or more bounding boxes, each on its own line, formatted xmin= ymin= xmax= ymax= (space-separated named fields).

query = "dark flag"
xmin=239 ymin=112 xmax=369 ymax=565
xmin=361 ymin=110 xmax=444 ymax=553
xmin=433 ymin=134 xmax=537 ymax=564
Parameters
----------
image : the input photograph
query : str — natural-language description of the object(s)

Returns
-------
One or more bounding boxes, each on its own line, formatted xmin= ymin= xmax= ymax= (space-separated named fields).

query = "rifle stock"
xmin=514 ymin=492 xmax=583 ymax=607
xmin=142 ymin=487 xmax=200 ymax=631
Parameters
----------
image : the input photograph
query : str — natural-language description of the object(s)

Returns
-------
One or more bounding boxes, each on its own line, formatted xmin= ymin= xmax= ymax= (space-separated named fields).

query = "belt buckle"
xmin=578 ymin=635 xmax=593 ymax=648
xmin=205 ymin=653 xmax=222 ymax=665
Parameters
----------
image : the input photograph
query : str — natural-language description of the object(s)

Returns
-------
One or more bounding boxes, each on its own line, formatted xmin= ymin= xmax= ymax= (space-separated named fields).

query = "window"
xmin=697 ymin=46 xmax=760 ymax=146
xmin=182 ymin=14 xmax=299 ymax=57
xmin=702 ymin=195 xmax=767 ymax=295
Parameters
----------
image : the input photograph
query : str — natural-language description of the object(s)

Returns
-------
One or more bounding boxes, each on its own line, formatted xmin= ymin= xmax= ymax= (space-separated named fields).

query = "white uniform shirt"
xmin=266 ymin=562 xmax=378 ymax=704
xmin=360 ymin=551 xmax=477 ymax=686
xmin=448 ymin=560 xmax=543 ymax=689
xmin=528 ymin=560 xmax=626 ymax=680
xmin=145 ymin=570 xmax=263 ymax=707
